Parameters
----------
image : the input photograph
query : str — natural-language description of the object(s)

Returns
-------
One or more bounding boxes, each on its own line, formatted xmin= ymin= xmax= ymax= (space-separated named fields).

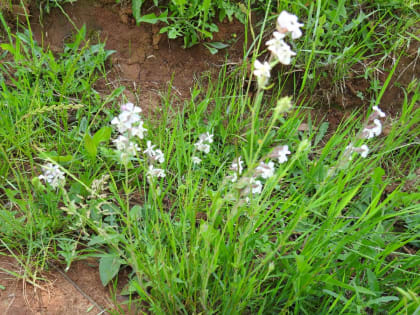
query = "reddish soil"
xmin=0 ymin=255 xmax=132 ymax=314
xmin=309 ymin=40 xmax=420 ymax=130
xmin=29 ymin=0 xmax=245 ymax=113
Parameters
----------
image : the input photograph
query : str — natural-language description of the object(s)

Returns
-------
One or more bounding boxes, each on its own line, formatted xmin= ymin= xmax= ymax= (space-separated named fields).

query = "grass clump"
xmin=1 ymin=4 xmax=420 ymax=315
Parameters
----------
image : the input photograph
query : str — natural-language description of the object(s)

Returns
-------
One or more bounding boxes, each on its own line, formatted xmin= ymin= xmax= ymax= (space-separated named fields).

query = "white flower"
xmin=118 ymin=111 xmax=141 ymax=127
xmin=113 ymin=135 xmax=131 ymax=151
xmin=362 ymin=119 xmax=382 ymax=139
xmin=192 ymin=156 xmax=202 ymax=165
xmin=194 ymin=140 xmax=210 ymax=154
xmin=121 ymin=102 xmax=142 ymax=114
xmin=346 ymin=144 xmax=369 ymax=160
xmin=270 ymin=145 xmax=291 ymax=164
xmin=153 ymin=149 xmax=165 ymax=164
xmin=199 ymin=132 xmax=214 ymax=144
xmin=38 ymin=163 xmax=65 ymax=188
xmin=111 ymin=116 xmax=131 ymax=134
xmin=277 ymin=11 xmax=304 ymax=39
xmin=266 ymin=35 xmax=296 ymax=65
xmin=119 ymin=103 xmax=142 ymax=127
xmin=147 ymin=165 xmax=165 ymax=178
xmin=113 ymin=135 xmax=139 ymax=163
xmin=144 ymin=140 xmax=156 ymax=157
xmin=230 ymin=157 xmax=244 ymax=174
xmin=358 ymin=145 xmax=369 ymax=158
xmin=255 ymin=161 xmax=275 ymax=179
xmin=253 ymin=60 xmax=271 ymax=88
xmin=372 ymin=106 xmax=386 ymax=118
xmin=129 ymin=121 xmax=147 ymax=139
xmin=229 ymin=172 xmax=238 ymax=183
xmin=243 ymin=178 xmax=263 ymax=195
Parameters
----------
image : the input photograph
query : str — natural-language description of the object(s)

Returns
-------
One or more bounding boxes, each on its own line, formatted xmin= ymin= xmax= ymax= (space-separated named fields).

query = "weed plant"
xmin=1 ymin=5 xmax=420 ymax=315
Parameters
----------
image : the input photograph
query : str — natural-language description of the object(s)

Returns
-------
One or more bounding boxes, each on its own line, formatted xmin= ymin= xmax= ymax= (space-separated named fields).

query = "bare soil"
xmin=0 ymin=255 xmax=128 ymax=314
xmin=29 ymin=0 xmax=245 ymax=113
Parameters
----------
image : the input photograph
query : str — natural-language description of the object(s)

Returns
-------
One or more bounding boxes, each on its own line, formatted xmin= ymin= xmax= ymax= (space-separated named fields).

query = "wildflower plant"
xmin=3 ymin=5 xmax=418 ymax=315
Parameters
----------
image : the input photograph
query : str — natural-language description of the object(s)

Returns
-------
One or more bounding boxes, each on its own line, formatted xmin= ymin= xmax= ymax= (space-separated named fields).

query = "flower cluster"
xmin=192 ymin=132 xmax=214 ymax=164
xmin=228 ymin=144 xmax=291 ymax=200
xmin=38 ymin=163 xmax=65 ymax=188
xmin=111 ymin=102 xmax=165 ymax=178
xmin=361 ymin=106 xmax=386 ymax=139
xmin=111 ymin=102 xmax=146 ymax=139
xmin=254 ymin=11 xmax=304 ymax=88
xmin=345 ymin=105 xmax=386 ymax=160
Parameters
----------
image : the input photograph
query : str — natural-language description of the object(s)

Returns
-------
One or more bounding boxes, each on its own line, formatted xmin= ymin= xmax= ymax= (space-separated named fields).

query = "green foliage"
xmin=265 ymin=0 xmax=419 ymax=95
xmin=131 ymin=0 xmax=246 ymax=48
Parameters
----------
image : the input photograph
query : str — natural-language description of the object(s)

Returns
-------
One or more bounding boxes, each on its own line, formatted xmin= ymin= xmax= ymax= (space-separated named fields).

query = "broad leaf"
xmin=99 ymin=254 xmax=121 ymax=286
xmin=84 ymin=134 xmax=97 ymax=159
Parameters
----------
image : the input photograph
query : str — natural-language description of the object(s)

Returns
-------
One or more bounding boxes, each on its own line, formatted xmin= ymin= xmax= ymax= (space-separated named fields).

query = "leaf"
xmin=206 ymin=42 xmax=229 ymax=49
xmin=168 ymin=28 xmax=180 ymax=39
xmin=205 ymin=45 xmax=218 ymax=55
xmin=84 ymin=134 xmax=97 ymax=159
xmin=39 ymin=151 xmax=73 ymax=163
xmin=99 ymin=254 xmax=121 ymax=286
xmin=132 ymin=0 xmax=144 ymax=23
xmin=92 ymin=126 xmax=112 ymax=147
xmin=367 ymin=296 xmax=399 ymax=306
xmin=120 ymin=279 xmax=138 ymax=296
xmin=314 ymin=122 xmax=329 ymax=146
xmin=137 ymin=10 xmax=168 ymax=24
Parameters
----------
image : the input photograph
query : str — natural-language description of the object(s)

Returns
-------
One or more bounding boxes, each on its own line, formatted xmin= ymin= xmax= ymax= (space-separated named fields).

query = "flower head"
xmin=144 ymin=140 xmax=156 ymax=157
xmin=199 ymin=132 xmax=214 ymax=144
xmin=113 ymin=135 xmax=131 ymax=151
xmin=38 ymin=163 xmax=65 ymax=188
xmin=345 ymin=144 xmax=369 ymax=160
xmin=230 ymin=157 xmax=244 ymax=174
xmin=255 ymin=161 xmax=275 ymax=179
xmin=277 ymin=11 xmax=304 ymax=39
xmin=111 ymin=116 xmax=131 ymax=134
xmin=358 ymin=145 xmax=369 ymax=158
xmin=362 ymin=119 xmax=382 ymax=139
xmin=372 ymin=106 xmax=386 ymax=118
xmin=266 ymin=35 xmax=296 ymax=65
xmin=147 ymin=165 xmax=166 ymax=178
xmin=253 ymin=60 xmax=271 ymax=88
xmin=129 ymin=121 xmax=147 ymax=139
xmin=153 ymin=149 xmax=165 ymax=164
xmin=194 ymin=139 xmax=210 ymax=154
xmin=111 ymin=103 xmax=143 ymax=134
xmin=121 ymin=102 xmax=142 ymax=114
xmin=269 ymin=145 xmax=291 ymax=164
xmin=242 ymin=177 xmax=263 ymax=195
xmin=192 ymin=156 xmax=202 ymax=165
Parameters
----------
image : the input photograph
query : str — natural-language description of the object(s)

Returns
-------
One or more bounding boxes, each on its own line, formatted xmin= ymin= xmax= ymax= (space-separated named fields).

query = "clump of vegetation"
xmin=1 ymin=3 xmax=419 ymax=315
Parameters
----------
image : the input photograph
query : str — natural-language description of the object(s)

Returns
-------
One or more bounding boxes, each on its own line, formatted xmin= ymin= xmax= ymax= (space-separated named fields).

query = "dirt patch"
xmin=29 ymin=0 xmax=245 ymax=113
xmin=0 ymin=254 xmax=137 ymax=314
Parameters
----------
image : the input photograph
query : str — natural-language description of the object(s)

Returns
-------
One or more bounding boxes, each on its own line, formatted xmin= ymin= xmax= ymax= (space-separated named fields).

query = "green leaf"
xmin=314 ymin=122 xmax=329 ymax=146
xmin=205 ymin=45 xmax=218 ymax=55
xmin=206 ymin=42 xmax=229 ymax=49
xmin=99 ymin=254 xmax=121 ymax=286
xmin=132 ymin=0 xmax=144 ymax=23
xmin=92 ymin=126 xmax=112 ymax=147
xmin=137 ymin=10 xmax=168 ymax=24
xmin=84 ymin=134 xmax=97 ymax=159
xmin=367 ymin=296 xmax=399 ymax=306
